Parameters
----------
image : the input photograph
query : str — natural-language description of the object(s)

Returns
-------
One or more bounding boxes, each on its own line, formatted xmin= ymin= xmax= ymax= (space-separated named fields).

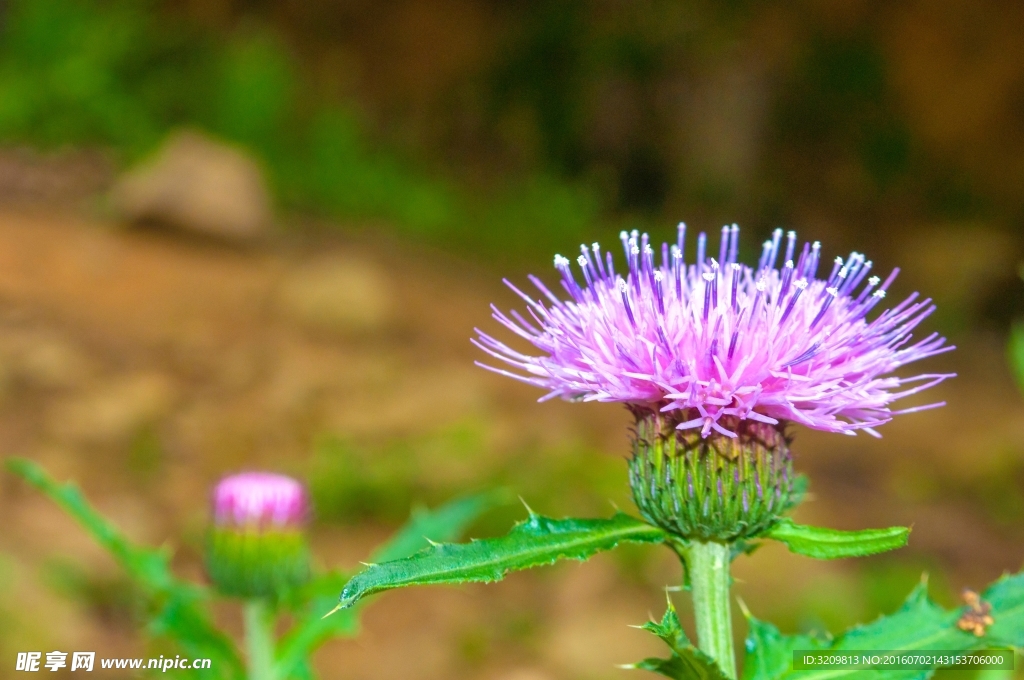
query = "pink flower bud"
xmin=212 ymin=472 xmax=308 ymax=528
xmin=206 ymin=472 xmax=310 ymax=599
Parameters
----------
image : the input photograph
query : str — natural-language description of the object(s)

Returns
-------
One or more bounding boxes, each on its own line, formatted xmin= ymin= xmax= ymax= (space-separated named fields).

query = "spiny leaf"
xmin=834 ymin=580 xmax=968 ymax=655
xmin=742 ymin=573 xmax=1023 ymax=680
xmin=337 ymin=512 xmax=665 ymax=609
xmin=6 ymin=457 xmax=245 ymax=680
xmin=640 ymin=598 xmax=693 ymax=651
xmin=765 ymin=519 xmax=909 ymax=560
xmin=276 ymin=491 xmax=501 ymax=679
xmin=626 ymin=599 xmax=728 ymax=680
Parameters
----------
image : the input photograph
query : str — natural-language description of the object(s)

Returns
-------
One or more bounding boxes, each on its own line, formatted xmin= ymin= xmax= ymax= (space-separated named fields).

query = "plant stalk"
xmin=685 ymin=540 xmax=736 ymax=678
xmin=243 ymin=599 xmax=276 ymax=680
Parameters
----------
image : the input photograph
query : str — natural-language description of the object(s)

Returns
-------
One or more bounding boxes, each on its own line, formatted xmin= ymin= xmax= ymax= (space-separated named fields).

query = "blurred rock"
xmin=276 ymin=258 xmax=393 ymax=333
xmin=110 ymin=129 xmax=271 ymax=241
xmin=48 ymin=372 xmax=176 ymax=445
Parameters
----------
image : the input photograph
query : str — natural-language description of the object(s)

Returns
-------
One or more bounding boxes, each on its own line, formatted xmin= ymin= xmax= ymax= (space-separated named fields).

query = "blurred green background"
xmin=0 ymin=1 xmax=1022 ymax=678
xmin=2 ymin=0 xmax=1023 ymax=269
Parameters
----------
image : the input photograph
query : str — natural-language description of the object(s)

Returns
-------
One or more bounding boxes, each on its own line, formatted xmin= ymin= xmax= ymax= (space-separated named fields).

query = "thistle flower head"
xmin=475 ymin=224 xmax=953 ymax=438
xmin=212 ymin=472 xmax=308 ymax=528
xmin=206 ymin=472 xmax=309 ymax=599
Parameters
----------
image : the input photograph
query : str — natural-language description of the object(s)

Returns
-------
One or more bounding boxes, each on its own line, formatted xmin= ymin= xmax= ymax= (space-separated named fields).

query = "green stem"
xmin=243 ymin=599 xmax=276 ymax=680
xmin=685 ymin=540 xmax=736 ymax=678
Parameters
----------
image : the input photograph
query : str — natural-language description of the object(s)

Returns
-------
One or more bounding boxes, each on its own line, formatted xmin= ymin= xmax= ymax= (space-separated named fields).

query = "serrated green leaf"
xmin=641 ymin=598 xmax=693 ymax=650
xmin=627 ymin=600 xmax=728 ymax=680
xmin=337 ymin=512 xmax=665 ymax=608
xmin=765 ymin=519 xmax=909 ymax=560
xmin=276 ymin=490 xmax=505 ymax=679
xmin=6 ymin=458 xmax=245 ymax=680
xmin=981 ymin=571 xmax=1024 ymax=646
xmin=828 ymin=584 xmax=966 ymax=675
xmin=741 ymin=575 xmax=1013 ymax=680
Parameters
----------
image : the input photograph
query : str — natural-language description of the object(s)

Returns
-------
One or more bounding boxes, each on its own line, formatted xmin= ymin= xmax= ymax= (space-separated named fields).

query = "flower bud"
xmin=628 ymin=410 xmax=795 ymax=542
xmin=206 ymin=472 xmax=310 ymax=599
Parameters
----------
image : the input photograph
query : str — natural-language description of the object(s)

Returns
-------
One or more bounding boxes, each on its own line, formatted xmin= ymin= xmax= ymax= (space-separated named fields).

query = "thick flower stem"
xmin=684 ymin=541 xmax=736 ymax=678
xmin=243 ymin=599 xmax=276 ymax=680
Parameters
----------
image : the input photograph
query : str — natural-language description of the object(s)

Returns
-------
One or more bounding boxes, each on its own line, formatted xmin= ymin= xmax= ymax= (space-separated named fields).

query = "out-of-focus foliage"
xmin=0 ymin=0 xmax=603 ymax=262
xmin=3 ymin=0 xmax=1022 ymax=271
xmin=1009 ymin=265 xmax=1024 ymax=392
xmin=1011 ymin=322 xmax=1024 ymax=394
xmin=6 ymin=458 xmax=501 ymax=680
xmin=6 ymin=458 xmax=244 ymax=680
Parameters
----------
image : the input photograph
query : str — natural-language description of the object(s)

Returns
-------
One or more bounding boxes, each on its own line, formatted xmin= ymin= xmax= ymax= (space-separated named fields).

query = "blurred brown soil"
xmin=0 ymin=207 xmax=1022 ymax=679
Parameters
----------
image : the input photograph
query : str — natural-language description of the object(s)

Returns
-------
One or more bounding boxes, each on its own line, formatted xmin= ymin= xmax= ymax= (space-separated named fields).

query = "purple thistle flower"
xmin=212 ymin=472 xmax=308 ymax=528
xmin=474 ymin=224 xmax=954 ymax=438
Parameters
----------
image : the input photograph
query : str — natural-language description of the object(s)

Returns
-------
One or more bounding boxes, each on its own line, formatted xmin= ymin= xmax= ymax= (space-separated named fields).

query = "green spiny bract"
xmin=628 ymin=410 xmax=795 ymax=542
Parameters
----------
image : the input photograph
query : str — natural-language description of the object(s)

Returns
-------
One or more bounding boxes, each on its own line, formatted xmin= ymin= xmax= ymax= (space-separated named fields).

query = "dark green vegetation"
xmin=2 ymin=0 xmax=1022 ymax=272
xmin=0 ymin=0 xmax=599 ymax=261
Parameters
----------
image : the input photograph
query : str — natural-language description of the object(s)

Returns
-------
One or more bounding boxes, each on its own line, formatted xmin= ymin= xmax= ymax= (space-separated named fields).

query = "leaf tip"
xmin=736 ymin=596 xmax=752 ymax=619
